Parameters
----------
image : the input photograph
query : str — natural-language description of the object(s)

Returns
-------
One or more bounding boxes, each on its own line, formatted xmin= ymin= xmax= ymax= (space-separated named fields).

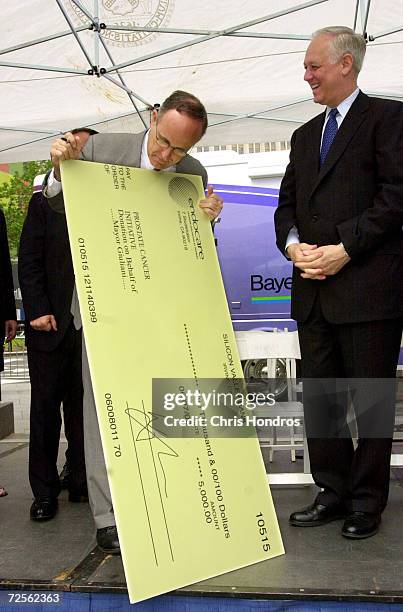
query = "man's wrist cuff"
xmin=339 ymin=242 xmax=350 ymax=257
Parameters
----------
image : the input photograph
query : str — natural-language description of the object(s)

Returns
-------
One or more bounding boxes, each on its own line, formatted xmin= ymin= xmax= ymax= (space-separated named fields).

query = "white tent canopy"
xmin=1 ymin=0 xmax=402 ymax=161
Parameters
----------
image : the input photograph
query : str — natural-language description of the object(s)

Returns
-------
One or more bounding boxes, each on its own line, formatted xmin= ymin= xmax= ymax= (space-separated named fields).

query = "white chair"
xmin=236 ymin=330 xmax=403 ymax=477
xmin=235 ymin=329 xmax=313 ymax=485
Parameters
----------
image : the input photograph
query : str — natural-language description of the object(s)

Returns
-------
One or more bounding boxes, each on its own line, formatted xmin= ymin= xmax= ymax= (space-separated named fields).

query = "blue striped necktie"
xmin=320 ymin=107 xmax=338 ymax=166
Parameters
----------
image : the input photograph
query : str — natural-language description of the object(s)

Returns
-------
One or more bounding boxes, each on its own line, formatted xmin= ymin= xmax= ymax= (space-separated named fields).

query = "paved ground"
xmin=2 ymin=379 xmax=30 ymax=434
xmin=0 ymin=439 xmax=402 ymax=601
xmin=1 ymin=377 xmax=68 ymax=440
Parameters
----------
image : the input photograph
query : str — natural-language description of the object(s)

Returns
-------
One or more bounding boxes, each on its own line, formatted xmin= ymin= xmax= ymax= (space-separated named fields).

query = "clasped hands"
xmin=286 ymin=242 xmax=350 ymax=280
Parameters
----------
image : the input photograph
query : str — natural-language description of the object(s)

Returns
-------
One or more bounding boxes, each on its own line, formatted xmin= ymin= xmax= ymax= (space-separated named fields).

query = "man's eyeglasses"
xmin=155 ymin=120 xmax=188 ymax=158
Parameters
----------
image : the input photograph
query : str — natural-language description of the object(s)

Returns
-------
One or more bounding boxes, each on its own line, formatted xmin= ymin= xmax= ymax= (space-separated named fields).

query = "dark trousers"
xmin=298 ymin=296 xmax=402 ymax=514
xmin=28 ymin=322 xmax=85 ymax=498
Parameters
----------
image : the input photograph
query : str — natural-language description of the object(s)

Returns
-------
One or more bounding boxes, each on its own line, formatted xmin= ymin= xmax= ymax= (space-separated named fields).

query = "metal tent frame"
xmin=0 ymin=0 xmax=402 ymax=161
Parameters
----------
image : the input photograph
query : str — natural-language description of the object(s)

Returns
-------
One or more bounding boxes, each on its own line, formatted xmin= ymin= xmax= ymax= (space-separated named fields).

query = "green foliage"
xmin=0 ymin=160 xmax=52 ymax=259
xmin=4 ymin=336 xmax=26 ymax=352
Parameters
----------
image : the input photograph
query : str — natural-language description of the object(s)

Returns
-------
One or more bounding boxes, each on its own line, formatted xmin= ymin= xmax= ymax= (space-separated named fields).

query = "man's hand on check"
xmin=50 ymin=132 xmax=85 ymax=181
xmin=199 ymin=185 xmax=223 ymax=221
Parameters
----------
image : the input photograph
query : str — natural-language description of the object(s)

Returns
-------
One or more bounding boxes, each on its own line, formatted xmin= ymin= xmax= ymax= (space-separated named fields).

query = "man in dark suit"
xmin=275 ymin=27 xmax=403 ymax=539
xmin=19 ymin=134 xmax=96 ymax=521
xmin=0 ymin=208 xmax=17 ymax=383
xmin=44 ymin=91 xmax=223 ymax=553
xmin=0 ymin=207 xmax=17 ymax=498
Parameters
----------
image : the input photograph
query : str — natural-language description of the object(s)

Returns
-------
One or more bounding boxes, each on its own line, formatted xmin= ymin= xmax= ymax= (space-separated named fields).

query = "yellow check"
xmin=61 ymin=160 xmax=284 ymax=603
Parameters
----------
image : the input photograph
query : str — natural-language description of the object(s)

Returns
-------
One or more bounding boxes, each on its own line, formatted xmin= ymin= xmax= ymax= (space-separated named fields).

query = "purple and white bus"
xmin=196 ymin=150 xmax=294 ymax=332
xmin=214 ymin=183 xmax=294 ymax=333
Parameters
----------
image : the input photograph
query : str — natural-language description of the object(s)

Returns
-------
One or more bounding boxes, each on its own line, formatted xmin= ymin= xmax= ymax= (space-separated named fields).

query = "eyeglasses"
xmin=155 ymin=119 xmax=188 ymax=158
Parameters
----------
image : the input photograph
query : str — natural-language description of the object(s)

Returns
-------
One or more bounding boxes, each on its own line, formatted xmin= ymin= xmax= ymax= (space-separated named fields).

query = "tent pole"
xmin=93 ymin=0 xmax=99 ymax=70
xmin=97 ymin=29 xmax=150 ymax=126
xmin=70 ymin=0 xmax=94 ymax=22
xmin=210 ymin=116 xmax=303 ymax=126
xmin=101 ymin=72 xmax=150 ymax=108
xmin=0 ymin=109 xmax=151 ymax=155
xmin=0 ymin=26 xmax=89 ymax=57
xmin=100 ymin=66 xmax=150 ymax=129
xmin=362 ymin=0 xmax=372 ymax=35
xmin=107 ymin=25 xmax=311 ymax=41
xmin=354 ymin=0 xmax=360 ymax=31
xmin=209 ymin=98 xmax=312 ymax=128
xmin=0 ymin=127 xmax=57 ymax=135
xmin=210 ymin=98 xmax=313 ymax=118
xmin=71 ymin=0 xmax=149 ymax=127
xmin=227 ymin=33 xmax=311 ymax=40
xmin=370 ymin=26 xmax=403 ymax=40
xmin=55 ymin=0 xmax=94 ymax=71
xmin=105 ymin=0 xmax=329 ymax=72
xmin=0 ymin=60 xmax=86 ymax=74
xmin=366 ymin=90 xmax=403 ymax=99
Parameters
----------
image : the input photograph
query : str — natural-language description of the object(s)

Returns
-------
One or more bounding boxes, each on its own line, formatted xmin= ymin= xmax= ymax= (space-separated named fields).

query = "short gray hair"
xmin=313 ymin=26 xmax=366 ymax=73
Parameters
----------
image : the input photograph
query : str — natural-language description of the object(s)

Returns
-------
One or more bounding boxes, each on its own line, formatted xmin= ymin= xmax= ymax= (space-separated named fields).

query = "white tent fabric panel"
xmin=0 ymin=0 xmax=402 ymax=161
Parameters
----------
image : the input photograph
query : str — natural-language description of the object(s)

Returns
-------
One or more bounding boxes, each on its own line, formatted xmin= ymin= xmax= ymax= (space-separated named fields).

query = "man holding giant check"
xmin=44 ymin=91 xmax=284 ymax=603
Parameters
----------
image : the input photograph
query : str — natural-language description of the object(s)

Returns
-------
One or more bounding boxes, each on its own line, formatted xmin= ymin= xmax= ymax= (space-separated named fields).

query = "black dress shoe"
xmin=342 ymin=512 xmax=381 ymax=539
xmin=30 ymin=497 xmax=58 ymax=521
xmin=96 ymin=526 xmax=120 ymax=555
xmin=289 ymin=502 xmax=346 ymax=527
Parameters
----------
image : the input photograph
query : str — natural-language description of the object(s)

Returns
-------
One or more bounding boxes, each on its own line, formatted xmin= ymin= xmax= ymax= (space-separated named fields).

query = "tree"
xmin=0 ymin=160 xmax=52 ymax=259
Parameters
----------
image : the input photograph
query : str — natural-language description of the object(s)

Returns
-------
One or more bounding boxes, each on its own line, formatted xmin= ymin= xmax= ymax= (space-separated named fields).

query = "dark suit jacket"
xmin=274 ymin=92 xmax=403 ymax=324
xmin=18 ymin=190 xmax=75 ymax=352
xmin=0 ymin=209 xmax=16 ymax=370
xmin=46 ymin=131 xmax=208 ymax=214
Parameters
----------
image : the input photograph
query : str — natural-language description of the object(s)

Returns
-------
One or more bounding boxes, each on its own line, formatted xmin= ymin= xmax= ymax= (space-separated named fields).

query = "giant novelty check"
xmin=61 ymin=160 xmax=284 ymax=603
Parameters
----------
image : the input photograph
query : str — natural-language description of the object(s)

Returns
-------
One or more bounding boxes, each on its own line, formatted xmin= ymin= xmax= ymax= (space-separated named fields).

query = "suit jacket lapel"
xmin=310 ymin=92 xmax=370 ymax=198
